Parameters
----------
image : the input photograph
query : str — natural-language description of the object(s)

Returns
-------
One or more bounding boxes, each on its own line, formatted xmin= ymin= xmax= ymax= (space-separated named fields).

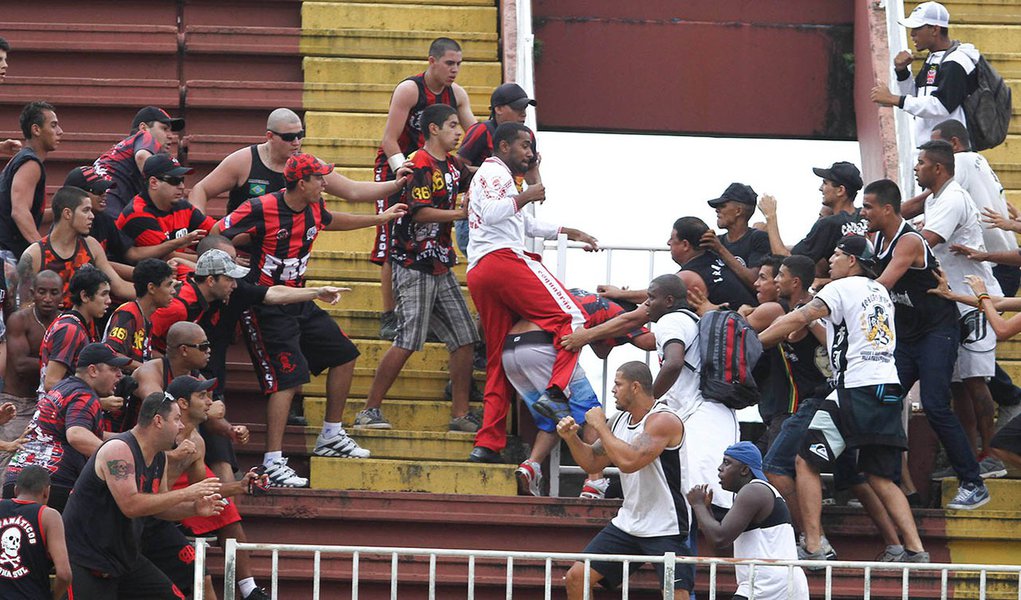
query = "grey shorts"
xmin=392 ymin=263 xmax=480 ymax=352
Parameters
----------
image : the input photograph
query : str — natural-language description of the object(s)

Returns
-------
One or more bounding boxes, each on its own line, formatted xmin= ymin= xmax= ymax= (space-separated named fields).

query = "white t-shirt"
xmin=924 ymin=179 xmax=1002 ymax=314
xmin=815 ymin=277 xmax=900 ymax=389
xmin=954 ymin=153 xmax=1018 ymax=253
xmin=465 ymin=156 xmax=560 ymax=270
xmin=651 ymin=309 xmax=703 ymax=420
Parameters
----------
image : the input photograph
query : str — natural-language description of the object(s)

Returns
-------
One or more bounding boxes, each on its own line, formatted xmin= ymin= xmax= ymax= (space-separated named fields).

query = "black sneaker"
xmin=532 ymin=388 xmax=570 ymax=421
xmin=243 ymin=587 xmax=271 ymax=600
xmin=468 ymin=446 xmax=502 ymax=463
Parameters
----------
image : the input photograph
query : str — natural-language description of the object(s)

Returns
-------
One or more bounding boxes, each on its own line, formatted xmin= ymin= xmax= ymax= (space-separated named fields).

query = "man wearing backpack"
xmin=870 ymin=2 xmax=980 ymax=147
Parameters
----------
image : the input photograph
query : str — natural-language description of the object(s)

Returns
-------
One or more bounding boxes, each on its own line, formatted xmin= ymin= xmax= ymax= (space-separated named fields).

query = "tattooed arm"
xmin=757 ymin=297 xmax=830 ymax=348
xmin=95 ymin=440 xmax=222 ymax=519
xmin=588 ymin=408 xmax=684 ymax=474
xmin=556 ymin=415 xmax=614 ymax=474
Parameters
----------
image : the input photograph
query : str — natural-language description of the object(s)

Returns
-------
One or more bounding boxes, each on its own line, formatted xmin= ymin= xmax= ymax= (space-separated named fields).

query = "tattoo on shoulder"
xmin=106 ymin=459 xmax=133 ymax=481
xmin=592 ymin=440 xmax=606 ymax=457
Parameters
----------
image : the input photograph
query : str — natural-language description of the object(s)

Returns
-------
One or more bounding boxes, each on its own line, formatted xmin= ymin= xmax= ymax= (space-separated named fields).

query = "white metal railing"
xmin=883 ymin=0 xmax=917 ymax=194
xmin=539 ymin=234 xmax=672 ymax=495
xmin=202 ymin=539 xmax=1021 ymax=600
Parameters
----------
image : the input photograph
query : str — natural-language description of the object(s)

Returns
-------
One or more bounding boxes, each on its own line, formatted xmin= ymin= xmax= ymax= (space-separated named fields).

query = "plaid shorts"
xmin=393 ymin=263 xmax=479 ymax=352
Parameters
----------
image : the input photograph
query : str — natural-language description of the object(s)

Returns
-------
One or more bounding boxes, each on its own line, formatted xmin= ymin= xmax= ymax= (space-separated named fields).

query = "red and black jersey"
xmin=3 ymin=375 xmax=104 ymax=489
xmin=458 ymin=119 xmax=538 ymax=171
xmin=36 ymin=235 xmax=96 ymax=310
xmin=390 ymin=150 xmax=468 ymax=274
xmin=570 ymin=288 xmax=650 ymax=351
xmin=150 ymin=278 xmax=213 ymax=353
xmin=373 ymin=73 xmax=459 ymax=176
xmin=40 ymin=310 xmax=96 ymax=377
xmin=116 ymin=191 xmax=215 ymax=248
xmin=217 ymin=190 xmax=332 ymax=287
xmin=103 ymin=300 xmax=151 ymax=363
xmin=92 ymin=131 xmax=163 ymax=213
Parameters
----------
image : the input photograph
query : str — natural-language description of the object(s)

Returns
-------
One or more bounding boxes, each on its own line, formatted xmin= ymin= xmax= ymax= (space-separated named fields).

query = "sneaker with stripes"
xmin=314 ymin=429 xmax=370 ymax=458
xmin=264 ymin=457 xmax=308 ymax=488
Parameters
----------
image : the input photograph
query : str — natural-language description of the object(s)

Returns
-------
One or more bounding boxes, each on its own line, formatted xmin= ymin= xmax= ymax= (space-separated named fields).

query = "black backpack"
xmin=947 ymin=44 xmax=1012 ymax=151
xmin=679 ymin=308 xmax=764 ymax=410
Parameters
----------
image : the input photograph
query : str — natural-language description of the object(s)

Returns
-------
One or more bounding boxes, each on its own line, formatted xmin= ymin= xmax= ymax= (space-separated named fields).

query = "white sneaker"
xmin=580 ymin=477 xmax=610 ymax=499
xmin=515 ymin=460 xmax=543 ymax=496
xmin=314 ymin=429 xmax=370 ymax=458
xmin=264 ymin=457 xmax=308 ymax=488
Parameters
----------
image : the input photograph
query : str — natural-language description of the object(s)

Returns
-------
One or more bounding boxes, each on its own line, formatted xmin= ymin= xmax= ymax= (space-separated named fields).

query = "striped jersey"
xmin=35 ymin=235 xmax=95 ymax=309
xmin=373 ymin=73 xmax=459 ymax=172
xmin=218 ymin=190 xmax=332 ymax=288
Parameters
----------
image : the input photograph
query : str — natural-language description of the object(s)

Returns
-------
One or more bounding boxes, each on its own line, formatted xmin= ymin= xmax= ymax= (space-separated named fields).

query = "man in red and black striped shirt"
xmin=214 ymin=153 xmax=406 ymax=486
xmin=117 ymin=154 xmax=214 ymax=260
xmin=39 ymin=268 xmax=112 ymax=394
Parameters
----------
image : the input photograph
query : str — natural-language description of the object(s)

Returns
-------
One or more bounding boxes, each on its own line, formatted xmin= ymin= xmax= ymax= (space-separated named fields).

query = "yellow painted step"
xmin=992 ymin=163 xmax=1021 ymax=189
xmin=941 ymin=478 xmax=1021 ymax=512
xmin=304 ymin=2 xmax=498 ymax=34
xmin=313 ymin=227 xmax=376 ymax=252
xmin=303 ymin=81 xmax=495 ymax=114
xmin=309 ymin=337 xmax=467 ymax=370
xmin=294 ymin=426 xmax=475 ymax=460
xmin=308 ymin=280 xmax=474 ymax=312
xmin=304 ymin=368 xmax=479 ymax=400
xmin=307 ymin=111 xmax=489 ymax=141
xmin=303 ymin=57 xmax=501 ymax=89
xmin=306 ymin=397 xmax=475 ymax=430
xmin=907 ymin=1 xmax=1021 ymax=25
xmin=979 ymin=134 xmax=1021 ymax=165
xmin=301 ymin=29 xmax=498 ymax=61
xmin=302 ymin=136 xmax=378 ymax=168
xmin=308 ymin=250 xmax=467 ymax=282
xmin=326 ymin=0 xmax=495 ymax=5
xmin=310 ymin=457 xmax=517 ymax=494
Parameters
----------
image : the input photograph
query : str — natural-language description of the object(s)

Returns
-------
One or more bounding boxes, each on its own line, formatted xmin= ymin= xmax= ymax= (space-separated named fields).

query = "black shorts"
xmin=582 ymin=522 xmax=694 ymax=592
xmin=991 ymin=412 xmax=1021 ymax=456
xmin=370 ymin=160 xmax=401 ymax=265
xmin=245 ymin=301 xmax=360 ymax=393
xmin=200 ymin=421 xmax=238 ymax=472
xmin=70 ymin=555 xmax=184 ymax=600
xmin=140 ymin=518 xmax=195 ymax=597
xmin=799 ymin=399 xmax=897 ymax=483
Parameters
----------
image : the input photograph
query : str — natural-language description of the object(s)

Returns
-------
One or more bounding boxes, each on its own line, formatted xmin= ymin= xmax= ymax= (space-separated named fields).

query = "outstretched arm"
xmin=758 ymin=297 xmax=830 ymax=348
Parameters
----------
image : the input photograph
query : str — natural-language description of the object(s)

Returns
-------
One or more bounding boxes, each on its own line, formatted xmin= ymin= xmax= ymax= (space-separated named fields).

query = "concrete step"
xmin=306 ymin=110 xmax=486 ymax=141
xmin=301 ymin=29 xmax=497 ymax=61
xmin=313 ymin=226 xmax=376 ymax=252
xmin=948 ymin=24 xmax=1021 ymax=55
xmin=310 ymin=457 xmax=517 ymax=494
xmin=941 ymin=477 xmax=1021 ymax=513
xmin=302 ymin=135 xmax=378 ymax=168
xmin=303 ymin=80 xmax=495 ymax=113
xmin=319 ymin=0 xmax=495 ymax=5
xmin=308 ymin=279 xmax=474 ymax=311
xmin=308 ymin=249 xmax=468 ymax=282
xmin=306 ymin=397 xmax=481 ymax=431
xmin=302 ymin=57 xmax=501 ymax=88
xmin=991 ymin=162 xmax=1021 ymax=189
xmin=303 ymin=2 xmax=498 ymax=34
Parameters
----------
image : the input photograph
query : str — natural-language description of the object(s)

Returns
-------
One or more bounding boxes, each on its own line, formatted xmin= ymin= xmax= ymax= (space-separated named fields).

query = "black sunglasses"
xmin=181 ymin=341 xmax=212 ymax=352
xmin=270 ymin=129 xmax=305 ymax=142
xmin=158 ymin=175 xmax=185 ymax=186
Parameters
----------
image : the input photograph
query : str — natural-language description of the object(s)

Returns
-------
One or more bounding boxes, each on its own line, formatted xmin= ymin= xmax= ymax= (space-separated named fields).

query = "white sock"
xmin=322 ymin=421 xmax=343 ymax=438
xmin=263 ymin=451 xmax=282 ymax=467
xmin=238 ymin=577 xmax=257 ymax=598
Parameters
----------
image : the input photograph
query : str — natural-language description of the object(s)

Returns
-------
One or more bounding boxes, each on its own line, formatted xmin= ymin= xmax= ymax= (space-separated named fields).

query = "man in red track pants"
xmin=464 ymin=122 xmax=598 ymax=462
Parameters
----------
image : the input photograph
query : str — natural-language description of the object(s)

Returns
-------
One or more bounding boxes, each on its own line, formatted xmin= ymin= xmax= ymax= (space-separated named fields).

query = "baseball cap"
xmin=167 ymin=375 xmax=218 ymax=400
xmin=835 ymin=234 xmax=878 ymax=275
xmin=708 ymin=182 xmax=758 ymax=208
xmin=284 ymin=153 xmax=334 ymax=183
xmin=143 ymin=154 xmax=194 ymax=180
xmin=77 ymin=343 xmax=132 ymax=369
xmin=490 ymin=83 xmax=536 ymax=111
xmin=812 ymin=161 xmax=863 ymax=193
xmin=723 ymin=442 xmax=766 ymax=481
xmin=132 ymin=106 xmax=185 ymax=132
xmin=899 ymin=1 xmax=950 ymax=28
xmin=65 ymin=166 xmax=115 ymax=195
xmin=195 ymin=248 xmax=250 ymax=279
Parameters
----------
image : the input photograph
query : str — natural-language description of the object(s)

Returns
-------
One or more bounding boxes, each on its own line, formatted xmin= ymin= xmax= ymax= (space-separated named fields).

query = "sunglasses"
xmin=158 ymin=175 xmax=185 ymax=186
xmin=270 ymin=129 xmax=305 ymax=142
xmin=181 ymin=341 xmax=212 ymax=352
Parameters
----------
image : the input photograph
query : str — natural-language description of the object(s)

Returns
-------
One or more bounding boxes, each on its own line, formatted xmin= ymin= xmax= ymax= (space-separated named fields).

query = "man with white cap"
xmin=687 ymin=441 xmax=809 ymax=600
xmin=871 ymin=1 xmax=980 ymax=145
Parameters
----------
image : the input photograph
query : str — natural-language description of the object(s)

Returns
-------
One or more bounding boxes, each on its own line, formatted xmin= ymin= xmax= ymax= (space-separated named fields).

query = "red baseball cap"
xmin=284 ymin=154 xmax=334 ymax=182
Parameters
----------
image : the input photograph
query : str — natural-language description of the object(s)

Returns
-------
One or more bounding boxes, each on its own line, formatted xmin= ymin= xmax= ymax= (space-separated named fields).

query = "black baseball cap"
xmin=65 ymin=166 xmax=115 ymax=195
xmin=131 ymin=106 xmax=185 ymax=132
xmin=490 ymin=83 xmax=536 ymax=111
xmin=167 ymin=375 xmax=218 ymax=400
xmin=708 ymin=182 xmax=758 ymax=208
xmin=812 ymin=161 xmax=863 ymax=193
xmin=77 ymin=343 xmax=132 ymax=369
xmin=835 ymin=234 xmax=878 ymax=276
xmin=143 ymin=153 xmax=194 ymax=180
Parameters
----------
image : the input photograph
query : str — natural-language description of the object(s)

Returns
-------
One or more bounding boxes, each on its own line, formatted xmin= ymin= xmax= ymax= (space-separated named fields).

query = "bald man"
xmin=189 ymin=108 xmax=410 ymax=212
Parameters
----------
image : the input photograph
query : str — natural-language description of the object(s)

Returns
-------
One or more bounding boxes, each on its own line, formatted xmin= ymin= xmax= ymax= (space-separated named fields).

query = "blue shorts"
xmin=501 ymin=331 xmax=600 ymax=431
xmin=763 ymin=396 xmax=822 ymax=478
xmin=583 ymin=522 xmax=694 ymax=591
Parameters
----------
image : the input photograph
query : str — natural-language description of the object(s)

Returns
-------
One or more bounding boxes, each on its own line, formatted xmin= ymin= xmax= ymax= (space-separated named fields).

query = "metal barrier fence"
xmin=197 ymin=539 xmax=1021 ymax=600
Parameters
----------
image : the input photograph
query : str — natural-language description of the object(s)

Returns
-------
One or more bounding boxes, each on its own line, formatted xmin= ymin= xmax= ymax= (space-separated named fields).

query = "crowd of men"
xmin=1 ymin=1 xmax=1021 ymax=597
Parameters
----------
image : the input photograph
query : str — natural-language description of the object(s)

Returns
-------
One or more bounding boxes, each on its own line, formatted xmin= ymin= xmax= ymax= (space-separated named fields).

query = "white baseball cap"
xmin=899 ymin=1 xmax=950 ymax=28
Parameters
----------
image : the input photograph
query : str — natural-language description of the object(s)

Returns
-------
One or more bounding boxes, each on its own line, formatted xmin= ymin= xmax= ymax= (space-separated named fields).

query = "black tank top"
xmin=0 ymin=499 xmax=51 ymax=600
xmin=680 ymin=252 xmax=757 ymax=309
xmin=227 ymin=145 xmax=287 ymax=213
xmin=161 ymin=356 xmax=200 ymax=390
xmin=63 ymin=431 xmax=165 ymax=576
xmin=875 ymin=219 xmax=958 ymax=342
xmin=0 ymin=147 xmax=46 ymax=256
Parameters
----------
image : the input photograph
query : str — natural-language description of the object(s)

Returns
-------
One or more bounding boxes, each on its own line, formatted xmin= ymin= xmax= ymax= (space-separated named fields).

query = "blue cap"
xmin=724 ymin=441 xmax=766 ymax=481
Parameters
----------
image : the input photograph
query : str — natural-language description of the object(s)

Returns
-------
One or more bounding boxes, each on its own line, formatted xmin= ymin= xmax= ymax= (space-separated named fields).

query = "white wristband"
xmin=387 ymin=153 xmax=407 ymax=173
